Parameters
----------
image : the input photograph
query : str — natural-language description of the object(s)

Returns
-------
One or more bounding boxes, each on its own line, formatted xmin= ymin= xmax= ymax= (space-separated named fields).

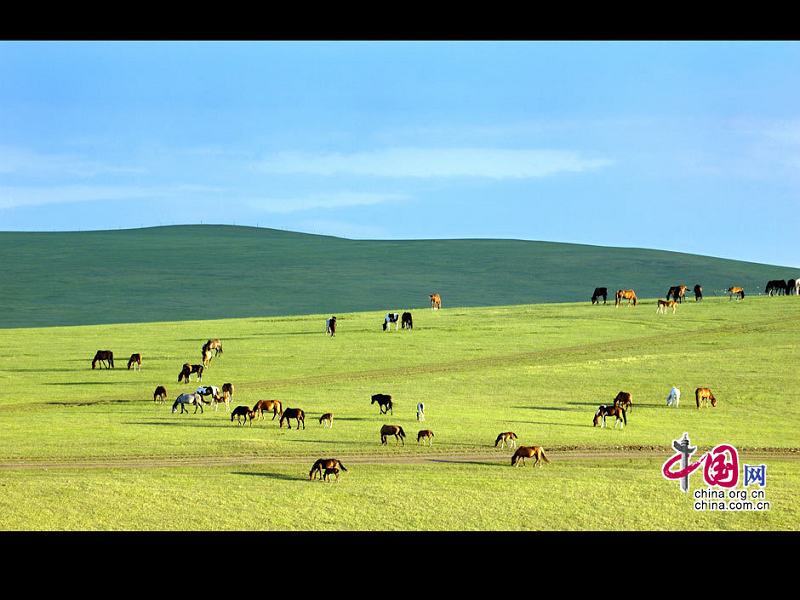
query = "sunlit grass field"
xmin=0 ymin=295 xmax=798 ymax=530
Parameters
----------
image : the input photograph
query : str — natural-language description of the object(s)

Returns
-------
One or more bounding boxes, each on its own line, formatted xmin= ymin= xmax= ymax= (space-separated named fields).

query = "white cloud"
xmin=0 ymin=146 xmax=144 ymax=177
xmin=244 ymin=192 xmax=408 ymax=214
xmin=0 ymin=184 xmax=224 ymax=210
xmin=253 ymin=147 xmax=613 ymax=179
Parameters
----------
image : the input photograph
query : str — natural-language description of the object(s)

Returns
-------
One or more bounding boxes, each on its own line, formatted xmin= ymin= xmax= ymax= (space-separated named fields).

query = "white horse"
xmin=793 ymin=279 xmax=800 ymax=295
xmin=172 ymin=392 xmax=207 ymax=414
xmin=666 ymin=387 xmax=681 ymax=407
xmin=383 ymin=313 xmax=400 ymax=332
xmin=196 ymin=385 xmax=226 ymax=411
xmin=417 ymin=402 xmax=425 ymax=421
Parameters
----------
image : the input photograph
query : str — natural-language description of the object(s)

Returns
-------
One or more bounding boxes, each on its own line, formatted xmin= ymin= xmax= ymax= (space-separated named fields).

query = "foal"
xmin=319 ymin=413 xmax=334 ymax=428
xmin=417 ymin=430 xmax=434 ymax=446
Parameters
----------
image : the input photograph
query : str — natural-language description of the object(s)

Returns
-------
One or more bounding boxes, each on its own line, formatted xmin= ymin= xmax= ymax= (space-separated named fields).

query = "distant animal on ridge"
xmin=495 ymin=432 xmax=518 ymax=449
xmin=127 ymin=353 xmax=142 ymax=370
xmin=591 ymin=287 xmax=608 ymax=304
xmin=615 ymin=289 xmax=638 ymax=307
xmin=727 ymin=287 xmax=745 ymax=300
xmin=92 ymin=350 xmax=114 ymax=369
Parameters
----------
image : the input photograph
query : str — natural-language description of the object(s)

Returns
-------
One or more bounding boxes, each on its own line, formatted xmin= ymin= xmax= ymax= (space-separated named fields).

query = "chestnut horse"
xmin=511 ymin=446 xmax=550 ymax=467
xmin=657 ymin=299 xmax=678 ymax=314
xmin=253 ymin=399 xmax=283 ymax=420
xmin=91 ymin=350 xmax=114 ymax=369
xmin=613 ymin=391 xmax=633 ymax=412
xmin=695 ymin=387 xmax=717 ymax=408
xmin=309 ymin=458 xmax=348 ymax=480
xmin=430 ymin=293 xmax=442 ymax=310
xmin=380 ymin=424 xmax=406 ymax=446
xmin=279 ymin=408 xmax=305 ymax=429
xmin=178 ymin=363 xmax=204 ymax=383
xmin=495 ymin=432 xmax=518 ymax=449
xmin=417 ymin=429 xmax=434 ymax=446
xmin=615 ymin=289 xmax=638 ymax=307
xmin=127 ymin=353 xmax=142 ymax=370
xmin=728 ymin=287 xmax=745 ymax=300
xmin=593 ymin=405 xmax=627 ymax=428
xmin=153 ymin=385 xmax=167 ymax=404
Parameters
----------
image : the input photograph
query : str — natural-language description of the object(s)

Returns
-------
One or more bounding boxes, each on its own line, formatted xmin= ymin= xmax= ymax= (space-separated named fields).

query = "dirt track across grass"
xmin=1 ymin=447 xmax=797 ymax=471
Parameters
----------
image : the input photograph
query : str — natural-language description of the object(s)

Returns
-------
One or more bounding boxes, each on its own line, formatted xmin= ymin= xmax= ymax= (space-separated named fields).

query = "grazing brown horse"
xmin=309 ymin=458 xmax=348 ymax=481
xmin=203 ymin=339 xmax=223 ymax=356
xmin=319 ymin=413 xmax=334 ymax=428
xmin=280 ymin=408 xmax=306 ymax=429
xmin=430 ymin=293 xmax=442 ymax=310
xmin=694 ymin=284 xmax=703 ymax=301
xmin=495 ymin=432 xmax=518 ymax=449
xmin=615 ymin=289 xmax=638 ymax=307
xmin=695 ymin=387 xmax=717 ymax=409
xmin=666 ymin=285 xmax=688 ymax=303
xmin=323 ymin=467 xmax=340 ymax=482
xmin=371 ymin=394 xmax=393 ymax=415
xmin=613 ymin=391 xmax=633 ymax=412
xmin=593 ymin=405 xmax=627 ymax=428
xmin=380 ymin=424 xmax=406 ymax=446
xmin=201 ymin=347 xmax=213 ymax=367
xmin=178 ymin=363 xmax=204 ymax=383
xmin=231 ymin=405 xmax=255 ymax=426
xmin=657 ymin=299 xmax=678 ymax=314
xmin=511 ymin=446 xmax=550 ymax=467
xmin=127 ymin=353 xmax=142 ymax=370
xmin=728 ymin=287 xmax=745 ymax=300
xmin=91 ymin=350 xmax=114 ymax=369
xmin=417 ymin=429 xmax=434 ymax=446
xmin=153 ymin=385 xmax=167 ymax=403
xmin=252 ymin=399 xmax=283 ymax=421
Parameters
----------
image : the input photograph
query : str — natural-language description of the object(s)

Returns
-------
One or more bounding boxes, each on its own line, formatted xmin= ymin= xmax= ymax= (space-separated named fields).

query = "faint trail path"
xmin=1 ymin=448 xmax=797 ymax=471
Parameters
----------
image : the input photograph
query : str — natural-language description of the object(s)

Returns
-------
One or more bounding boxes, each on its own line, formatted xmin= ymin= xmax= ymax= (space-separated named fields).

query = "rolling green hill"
xmin=0 ymin=225 xmax=797 ymax=328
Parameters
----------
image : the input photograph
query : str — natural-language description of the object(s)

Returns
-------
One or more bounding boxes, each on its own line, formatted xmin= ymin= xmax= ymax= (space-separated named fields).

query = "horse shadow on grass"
xmin=123 ymin=421 xmax=233 ymax=429
xmin=45 ymin=381 xmax=122 ymax=386
xmin=512 ymin=405 xmax=578 ymax=412
xmin=565 ymin=401 xmax=661 ymax=410
xmin=428 ymin=458 xmax=507 ymax=468
xmin=232 ymin=471 xmax=301 ymax=482
xmin=504 ymin=419 xmax=591 ymax=429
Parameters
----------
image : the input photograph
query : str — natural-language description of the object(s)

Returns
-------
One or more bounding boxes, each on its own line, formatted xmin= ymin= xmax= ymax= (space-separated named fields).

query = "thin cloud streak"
xmin=0 ymin=146 xmax=145 ymax=178
xmin=254 ymin=147 xmax=613 ymax=179
xmin=0 ymin=184 xmax=224 ymax=210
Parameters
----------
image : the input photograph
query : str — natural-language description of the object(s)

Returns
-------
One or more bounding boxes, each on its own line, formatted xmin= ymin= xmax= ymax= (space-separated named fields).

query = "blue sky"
xmin=1 ymin=41 xmax=799 ymax=267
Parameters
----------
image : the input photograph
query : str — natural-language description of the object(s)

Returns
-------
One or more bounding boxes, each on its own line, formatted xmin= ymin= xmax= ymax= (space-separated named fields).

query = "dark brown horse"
xmin=309 ymin=458 xmax=348 ymax=480
xmin=380 ymin=424 xmax=406 ymax=445
xmin=430 ymin=293 xmax=442 ymax=310
xmin=615 ymin=289 xmax=638 ymax=307
xmin=511 ymin=446 xmax=550 ymax=467
xmin=371 ymin=394 xmax=393 ymax=414
xmin=613 ymin=391 xmax=633 ymax=412
xmin=591 ymin=287 xmax=608 ymax=304
xmin=417 ymin=429 xmax=434 ymax=446
xmin=178 ymin=363 xmax=204 ymax=383
xmin=694 ymin=284 xmax=703 ymax=301
xmin=593 ymin=405 xmax=627 ymax=428
xmin=323 ymin=467 xmax=340 ymax=482
xmin=319 ymin=413 xmax=334 ymax=428
xmin=127 ymin=353 xmax=142 ymax=370
xmin=280 ymin=408 xmax=305 ymax=429
xmin=495 ymin=432 xmax=518 ymax=449
xmin=253 ymin=399 xmax=283 ymax=420
xmin=203 ymin=339 xmax=223 ymax=356
xmin=695 ymin=387 xmax=717 ymax=408
xmin=666 ymin=285 xmax=688 ymax=303
xmin=728 ymin=287 xmax=745 ymax=300
xmin=91 ymin=350 xmax=114 ymax=369
xmin=231 ymin=405 xmax=255 ymax=426
xmin=153 ymin=385 xmax=167 ymax=403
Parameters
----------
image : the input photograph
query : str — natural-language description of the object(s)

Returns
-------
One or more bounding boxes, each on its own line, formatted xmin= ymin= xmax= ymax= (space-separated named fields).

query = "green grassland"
xmin=0 ymin=295 xmax=798 ymax=530
xmin=0 ymin=225 xmax=797 ymax=328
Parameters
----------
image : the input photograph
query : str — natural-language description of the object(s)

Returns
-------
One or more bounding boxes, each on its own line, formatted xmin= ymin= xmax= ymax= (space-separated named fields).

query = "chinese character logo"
xmin=663 ymin=433 xmax=740 ymax=492
xmin=743 ymin=464 xmax=767 ymax=488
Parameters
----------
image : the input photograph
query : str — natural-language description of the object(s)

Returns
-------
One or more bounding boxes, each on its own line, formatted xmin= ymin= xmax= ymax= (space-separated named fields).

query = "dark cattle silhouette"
xmin=401 ymin=312 xmax=413 ymax=330
xmin=694 ymin=284 xmax=703 ymax=301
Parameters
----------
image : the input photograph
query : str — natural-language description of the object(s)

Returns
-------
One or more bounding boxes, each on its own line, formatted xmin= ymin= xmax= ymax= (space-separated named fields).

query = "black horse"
xmin=92 ymin=350 xmax=114 ymax=369
xmin=371 ymin=393 xmax=393 ymax=414
xmin=694 ymin=284 xmax=703 ymax=302
xmin=401 ymin=312 xmax=413 ymax=330
xmin=591 ymin=288 xmax=608 ymax=305
xmin=766 ymin=280 xmax=787 ymax=296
